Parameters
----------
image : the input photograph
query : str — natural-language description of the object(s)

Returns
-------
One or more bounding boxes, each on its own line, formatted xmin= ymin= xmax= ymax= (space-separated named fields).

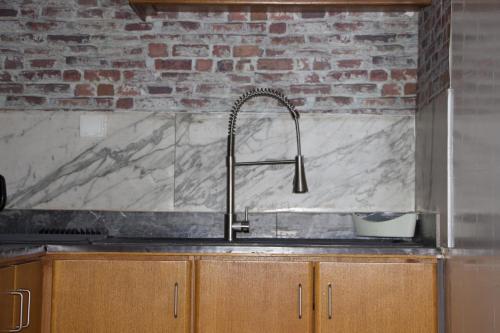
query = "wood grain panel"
xmin=0 ymin=266 xmax=16 ymax=332
xmin=51 ymin=259 xmax=191 ymax=333
xmin=316 ymin=261 xmax=437 ymax=333
xmin=195 ymin=259 xmax=313 ymax=333
xmin=15 ymin=261 xmax=43 ymax=333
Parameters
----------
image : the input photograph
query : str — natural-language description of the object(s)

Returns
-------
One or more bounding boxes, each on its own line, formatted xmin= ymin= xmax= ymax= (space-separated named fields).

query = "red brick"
xmin=30 ymin=59 xmax=56 ymax=68
xmin=265 ymin=49 xmax=286 ymax=57
xmin=369 ymin=70 xmax=388 ymax=81
xmin=115 ymin=10 xmax=134 ymax=19
xmin=271 ymin=36 xmax=305 ymax=45
xmin=404 ymin=83 xmax=417 ymax=95
xmin=301 ymin=11 xmax=325 ymax=19
xmin=391 ymin=69 xmax=417 ymax=81
xmin=334 ymin=22 xmax=364 ymax=32
xmin=305 ymin=73 xmax=320 ymax=83
xmin=56 ymin=98 xmax=90 ymax=107
xmin=147 ymin=86 xmax=173 ymax=94
xmin=217 ymin=60 xmax=234 ymax=72
xmin=269 ymin=23 xmax=286 ymax=34
xmin=148 ymin=43 xmax=168 ymax=57
xmin=257 ymin=59 xmax=293 ymax=71
xmin=63 ymin=70 xmax=81 ymax=82
xmin=6 ymin=96 xmax=46 ymax=106
xmin=75 ymin=84 xmax=95 ymax=96
xmin=337 ymin=60 xmax=362 ymax=68
xmin=233 ymin=45 xmax=262 ymax=58
xmin=211 ymin=23 xmax=243 ymax=33
xmin=181 ymin=98 xmax=209 ymax=108
xmin=5 ymin=57 xmax=23 ymax=69
xmin=47 ymin=35 xmax=90 ymax=44
xmin=78 ymin=0 xmax=98 ymax=5
xmin=155 ymin=59 xmax=192 ymax=71
xmin=382 ymin=84 xmax=402 ymax=96
xmin=84 ymin=70 xmax=120 ymax=82
xmin=196 ymin=59 xmax=213 ymax=72
xmin=313 ymin=59 xmax=330 ymax=70
xmin=116 ymin=98 xmax=133 ymax=109
xmin=0 ymin=9 xmax=17 ymax=17
xmin=25 ymin=22 xmax=58 ymax=31
xmin=354 ymin=34 xmax=396 ymax=43
xmin=0 ymin=84 xmax=23 ymax=93
xmin=213 ymin=45 xmax=231 ymax=57
xmin=247 ymin=23 xmax=266 ymax=33
xmin=327 ymin=70 xmax=368 ymax=81
xmin=229 ymin=12 xmax=248 ymax=21
xmin=19 ymin=70 xmax=61 ymax=81
xmin=291 ymin=84 xmax=331 ymax=94
xmin=125 ymin=23 xmax=153 ymax=31
xmin=110 ymin=60 xmax=144 ymax=69
xmin=250 ymin=11 xmax=267 ymax=21
xmin=0 ymin=71 xmax=12 ymax=82
xmin=97 ymin=84 xmax=114 ymax=96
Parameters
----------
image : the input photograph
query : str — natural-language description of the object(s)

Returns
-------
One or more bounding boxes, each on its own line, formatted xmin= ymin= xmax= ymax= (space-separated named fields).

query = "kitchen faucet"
xmin=225 ymin=88 xmax=308 ymax=242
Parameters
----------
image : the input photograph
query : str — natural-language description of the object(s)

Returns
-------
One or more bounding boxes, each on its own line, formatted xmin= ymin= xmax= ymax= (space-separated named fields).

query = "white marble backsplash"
xmin=0 ymin=111 xmax=175 ymax=211
xmin=0 ymin=111 xmax=414 ymax=212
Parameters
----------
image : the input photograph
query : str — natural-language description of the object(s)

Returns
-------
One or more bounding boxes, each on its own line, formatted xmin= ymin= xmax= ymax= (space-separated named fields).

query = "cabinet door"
xmin=0 ymin=266 xmax=16 ymax=331
xmin=195 ymin=259 xmax=313 ymax=333
xmin=15 ymin=261 xmax=43 ymax=333
xmin=51 ymin=259 xmax=191 ymax=333
xmin=316 ymin=261 xmax=437 ymax=333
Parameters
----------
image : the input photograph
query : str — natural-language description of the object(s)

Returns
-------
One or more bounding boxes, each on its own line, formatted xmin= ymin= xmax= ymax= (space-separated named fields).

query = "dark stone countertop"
xmin=0 ymin=238 xmax=442 ymax=260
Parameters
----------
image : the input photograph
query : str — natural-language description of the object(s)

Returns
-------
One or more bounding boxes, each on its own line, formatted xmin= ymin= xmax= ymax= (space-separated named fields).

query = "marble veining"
xmin=174 ymin=113 xmax=415 ymax=212
xmin=0 ymin=111 xmax=175 ymax=211
xmin=0 ymin=111 xmax=414 ymax=212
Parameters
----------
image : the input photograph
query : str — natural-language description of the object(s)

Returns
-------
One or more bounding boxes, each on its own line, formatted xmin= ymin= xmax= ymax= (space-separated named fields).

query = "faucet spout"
xmin=225 ymin=88 xmax=308 ymax=242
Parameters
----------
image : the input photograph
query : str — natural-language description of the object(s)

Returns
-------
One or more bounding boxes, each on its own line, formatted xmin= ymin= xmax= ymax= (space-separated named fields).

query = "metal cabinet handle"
xmin=18 ymin=289 xmax=31 ymax=328
xmin=328 ymin=284 xmax=333 ymax=320
xmin=298 ymin=284 xmax=302 ymax=319
xmin=1 ymin=291 xmax=24 ymax=332
xmin=173 ymin=283 xmax=179 ymax=319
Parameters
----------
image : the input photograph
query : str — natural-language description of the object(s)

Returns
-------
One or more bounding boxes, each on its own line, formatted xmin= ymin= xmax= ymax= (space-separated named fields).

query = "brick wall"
xmin=0 ymin=1 xmax=418 ymax=114
xmin=418 ymin=0 xmax=451 ymax=109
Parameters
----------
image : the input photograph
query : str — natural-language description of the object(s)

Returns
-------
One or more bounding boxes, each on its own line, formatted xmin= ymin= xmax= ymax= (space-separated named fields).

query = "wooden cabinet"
xmin=50 ymin=259 xmax=191 ymax=333
xmin=1 ymin=253 xmax=437 ymax=333
xmin=195 ymin=259 xmax=314 ymax=333
xmin=315 ymin=260 xmax=437 ymax=333
xmin=0 ymin=262 xmax=43 ymax=333
xmin=0 ymin=266 xmax=16 ymax=331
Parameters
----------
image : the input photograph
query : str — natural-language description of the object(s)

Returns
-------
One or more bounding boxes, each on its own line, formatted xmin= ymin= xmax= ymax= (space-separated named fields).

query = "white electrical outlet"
xmin=80 ymin=114 xmax=107 ymax=138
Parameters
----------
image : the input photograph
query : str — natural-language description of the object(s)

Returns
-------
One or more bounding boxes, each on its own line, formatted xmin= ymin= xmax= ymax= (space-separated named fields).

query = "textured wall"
xmin=0 ymin=1 xmax=418 ymax=114
xmin=0 ymin=1 xmax=418 ymax=213
xmin=417 ymin=0 xmax=451 ymax=109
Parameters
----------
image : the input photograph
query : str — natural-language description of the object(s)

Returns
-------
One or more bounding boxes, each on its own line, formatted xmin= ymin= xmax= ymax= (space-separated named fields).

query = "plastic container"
xmin=353 ymin=212 xmax=417 ymax=238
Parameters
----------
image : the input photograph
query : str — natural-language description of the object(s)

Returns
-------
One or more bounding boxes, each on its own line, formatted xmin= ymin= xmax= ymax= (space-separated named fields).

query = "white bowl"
xmin=353 ymin=213 xmax=417 ymax=238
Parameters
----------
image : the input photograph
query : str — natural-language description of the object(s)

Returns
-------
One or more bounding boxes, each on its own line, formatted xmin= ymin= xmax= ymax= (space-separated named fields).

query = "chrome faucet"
xmin=225 ymin=88 xmax=308 ymax=242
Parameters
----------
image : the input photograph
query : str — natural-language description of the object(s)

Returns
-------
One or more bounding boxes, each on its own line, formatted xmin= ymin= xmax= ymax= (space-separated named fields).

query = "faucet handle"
xmin=244 ymin=207 xmax=249 ymax=222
